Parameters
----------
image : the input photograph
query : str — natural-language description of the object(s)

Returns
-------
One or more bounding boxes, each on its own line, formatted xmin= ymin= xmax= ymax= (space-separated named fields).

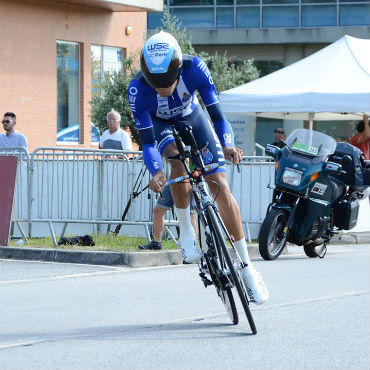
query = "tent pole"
xmin=309 ymin=112 xmax=314 ymax=130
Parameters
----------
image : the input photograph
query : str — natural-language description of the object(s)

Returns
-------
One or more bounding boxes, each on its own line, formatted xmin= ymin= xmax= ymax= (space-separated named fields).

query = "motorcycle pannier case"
xmin=333 ymin=200 xmax=359 ymax=230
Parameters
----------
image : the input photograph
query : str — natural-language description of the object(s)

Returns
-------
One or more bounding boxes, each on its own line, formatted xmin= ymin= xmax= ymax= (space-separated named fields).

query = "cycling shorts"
xmin=152 ymin=105 xmax=226 ymax=174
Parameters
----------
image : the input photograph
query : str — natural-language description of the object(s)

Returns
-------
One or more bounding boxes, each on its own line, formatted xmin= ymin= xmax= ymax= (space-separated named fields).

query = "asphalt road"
xmin=0 ymin=244 xmax=369 ymax=370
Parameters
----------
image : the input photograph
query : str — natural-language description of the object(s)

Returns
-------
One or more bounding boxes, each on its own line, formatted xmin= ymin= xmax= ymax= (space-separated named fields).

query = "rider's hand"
xmin=223 ymin=146 xmax=243 ymax=164
xmin=149 ymin=170 xmax=167 ymax=193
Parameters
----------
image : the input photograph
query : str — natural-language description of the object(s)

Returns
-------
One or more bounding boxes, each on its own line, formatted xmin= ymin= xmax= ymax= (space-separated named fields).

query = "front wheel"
xmin=207 ymin=206 xmax=257 ymax=334
xmin=203 ymin=253 xmax=239 ymax=325
xmin=259 ymin=208 xmax=288 ymax=260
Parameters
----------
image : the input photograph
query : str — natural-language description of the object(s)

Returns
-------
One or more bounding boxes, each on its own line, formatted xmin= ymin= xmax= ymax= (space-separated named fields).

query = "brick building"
xmin=0 ymin=0 xmax=162 ymax=151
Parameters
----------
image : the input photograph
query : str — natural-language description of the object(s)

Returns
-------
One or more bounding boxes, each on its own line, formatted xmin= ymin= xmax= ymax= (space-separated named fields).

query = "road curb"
xmin=0 ymin=245 xmax=262 ymax=268
xmin=1 ymin=233 xmax=368 ymax=268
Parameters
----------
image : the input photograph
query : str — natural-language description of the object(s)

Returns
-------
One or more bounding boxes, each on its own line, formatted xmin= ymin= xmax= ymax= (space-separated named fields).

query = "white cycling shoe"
xmin=179 ymin=239 xmax=202 ymax=263
xmin=240 ymin=268 xmax=269 ymax=305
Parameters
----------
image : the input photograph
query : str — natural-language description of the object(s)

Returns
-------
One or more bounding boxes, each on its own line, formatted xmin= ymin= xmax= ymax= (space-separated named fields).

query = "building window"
xmin=263 ymin=6 xmax=299 ymax=27
xmin=56 ymin=41 xmax=80 ymax=143
xmin=237 ymin=6 xmax=260 ymax=27
xmin=339 ymin=4 xmax=370 ymax=25
xmin=91 ymin=45 xmax=124 ymax=98
xmin=171 ymin=7 xmax=214 ymax=28
xmin=148 ymin=0 xmax=370 ymax=28
xmin=217 ymin=7 xmax=234 ymax=27
xmin=302 ymin=5 xmax=337 ymax=27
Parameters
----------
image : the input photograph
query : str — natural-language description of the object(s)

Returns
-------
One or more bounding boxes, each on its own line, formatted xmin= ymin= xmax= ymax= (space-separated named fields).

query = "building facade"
xmin=148 ymin=1 xmax=370 ymax=153
xmin=0 ymin=0 xmax=162 ymax=151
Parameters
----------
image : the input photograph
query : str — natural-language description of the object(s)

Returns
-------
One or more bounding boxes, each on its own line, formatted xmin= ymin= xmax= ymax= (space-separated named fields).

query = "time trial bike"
xmin=165 ymin=125 xmax=257 ymax=334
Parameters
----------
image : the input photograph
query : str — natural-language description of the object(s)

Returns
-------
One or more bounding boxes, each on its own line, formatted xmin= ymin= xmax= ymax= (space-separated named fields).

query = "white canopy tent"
xmin=219 ymin=35 xmax=370 ymax=123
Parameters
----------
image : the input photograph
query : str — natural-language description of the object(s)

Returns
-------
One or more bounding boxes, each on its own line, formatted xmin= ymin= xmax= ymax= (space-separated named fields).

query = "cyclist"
xmin=128 ymin=31 xmax=268 ymax=304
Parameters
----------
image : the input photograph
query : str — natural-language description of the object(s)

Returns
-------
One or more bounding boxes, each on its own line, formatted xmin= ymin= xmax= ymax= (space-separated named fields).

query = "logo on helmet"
xmin=147 ymin=43 xmax=169 ymax=52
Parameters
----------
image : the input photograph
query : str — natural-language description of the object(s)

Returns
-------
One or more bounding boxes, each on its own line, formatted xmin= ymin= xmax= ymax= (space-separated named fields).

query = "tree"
xmin=90 ymin=8 xmax=259 ymax=146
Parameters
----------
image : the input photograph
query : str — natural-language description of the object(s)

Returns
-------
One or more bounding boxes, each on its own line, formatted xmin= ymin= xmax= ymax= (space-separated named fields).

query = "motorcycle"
xmin=259 ymin=128 xmax=369 ymax=260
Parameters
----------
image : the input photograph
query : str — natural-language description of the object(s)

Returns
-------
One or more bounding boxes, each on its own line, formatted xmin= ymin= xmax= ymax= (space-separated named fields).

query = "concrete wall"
xmin=0 ymin=0 xmax=147 ymax=152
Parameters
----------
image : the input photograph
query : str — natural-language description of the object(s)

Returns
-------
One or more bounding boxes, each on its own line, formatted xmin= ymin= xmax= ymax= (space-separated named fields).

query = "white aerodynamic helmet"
xmin=140 ymin=31 xmax=183 ymax=89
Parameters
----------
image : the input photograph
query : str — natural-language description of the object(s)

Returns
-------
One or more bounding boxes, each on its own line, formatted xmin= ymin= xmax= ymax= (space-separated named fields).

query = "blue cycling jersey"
xmin=128 ymin=54 xmax=234 ymax=176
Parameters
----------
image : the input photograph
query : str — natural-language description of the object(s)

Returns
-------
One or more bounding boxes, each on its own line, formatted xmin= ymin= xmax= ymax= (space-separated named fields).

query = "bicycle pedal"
xmin=199 ymin=272 xmax=213 ymax=287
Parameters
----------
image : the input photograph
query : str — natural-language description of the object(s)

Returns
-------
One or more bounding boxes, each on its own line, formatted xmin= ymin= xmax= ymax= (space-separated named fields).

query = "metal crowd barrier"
xmin=27 ymin=147 xmax=178 ymax=246
xmin=1 ymin=147 xmax=275 ymax=246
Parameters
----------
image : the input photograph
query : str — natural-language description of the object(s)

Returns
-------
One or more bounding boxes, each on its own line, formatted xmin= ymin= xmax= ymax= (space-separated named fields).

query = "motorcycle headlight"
xmin=282 ymin=168 xmax=303 ymax=186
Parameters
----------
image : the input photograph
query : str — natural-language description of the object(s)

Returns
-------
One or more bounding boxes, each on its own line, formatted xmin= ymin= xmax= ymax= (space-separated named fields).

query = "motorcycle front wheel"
xmin=259 ymin=208 xmax=288 ymax=260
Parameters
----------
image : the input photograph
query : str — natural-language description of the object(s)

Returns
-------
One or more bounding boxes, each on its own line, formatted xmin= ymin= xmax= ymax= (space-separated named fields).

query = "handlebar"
xmin=164 ymin=161 xmax=227 ymax=187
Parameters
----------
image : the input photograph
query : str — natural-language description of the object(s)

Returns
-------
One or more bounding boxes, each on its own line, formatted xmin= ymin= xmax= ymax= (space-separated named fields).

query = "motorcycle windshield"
xmin=286 ymin=129 xmax=337 ymax=157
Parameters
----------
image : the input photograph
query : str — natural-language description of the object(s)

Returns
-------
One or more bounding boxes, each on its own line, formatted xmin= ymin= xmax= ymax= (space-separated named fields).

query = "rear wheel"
xmin=259 ymin=208 xmax=288 ymax=260
xmin=207 ymin=206 xmax=257 ymax=335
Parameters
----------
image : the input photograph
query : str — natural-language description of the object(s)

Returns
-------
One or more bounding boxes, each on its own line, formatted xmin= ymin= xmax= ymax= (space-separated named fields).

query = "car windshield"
xmin=286 ymin=128 xmax=337 ymax=157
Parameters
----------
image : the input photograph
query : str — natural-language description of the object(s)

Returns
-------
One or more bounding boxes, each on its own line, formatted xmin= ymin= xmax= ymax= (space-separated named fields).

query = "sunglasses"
xmin=274 ymin=130 xmax=285 ymax=134
xmin=1 ymin=119 xmax=13 ymax=124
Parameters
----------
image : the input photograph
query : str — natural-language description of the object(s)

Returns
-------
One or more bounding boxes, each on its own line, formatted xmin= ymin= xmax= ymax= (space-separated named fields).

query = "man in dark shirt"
xmin=271 ymin=128 xmax=286 ymax=148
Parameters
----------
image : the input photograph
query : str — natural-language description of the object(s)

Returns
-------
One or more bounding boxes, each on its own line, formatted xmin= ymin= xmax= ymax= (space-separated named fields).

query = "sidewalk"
xmin=1 ymin=232 xmax=368 ymax=268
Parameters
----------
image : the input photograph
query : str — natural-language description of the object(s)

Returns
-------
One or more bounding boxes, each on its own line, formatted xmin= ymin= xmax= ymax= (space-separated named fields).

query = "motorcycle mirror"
xmin=324 ymin=161 xmax=342 ymax=174
xmin=266 ymin=144 xmax=280 ymax=159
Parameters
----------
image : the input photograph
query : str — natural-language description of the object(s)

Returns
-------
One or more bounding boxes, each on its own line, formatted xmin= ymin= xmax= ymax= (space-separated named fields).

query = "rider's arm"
xmin=191 ymin=56 xmax=234 ymax=147
xmin=206 ymin=103 xmax=234 ymax=147
xmin=141 ymin=127 xmax=163 ymax=176
xmin=128 ymin=79 xmax=163 ymax=176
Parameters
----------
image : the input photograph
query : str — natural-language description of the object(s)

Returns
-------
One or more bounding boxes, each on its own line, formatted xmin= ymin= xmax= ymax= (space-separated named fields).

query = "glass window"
xmin=91 ymin=45 xmax=123 ymax=143
xmin=171 ymin=7 xmax=214 ymax=27
xmin=56 ymin=41 xmax=80 ymax=142
xmin=147 ymin=12 xmax=164 ymax=29
xmin=170 ymin=0 xmax=214 ymax=4
xmin=237 ymin=6 xmax=260 ymax=27
xmin=91 ymin=45 xmax=123 ymax=99
xmin=263 ymin=0 xmax=298 ymax=3
xmin=339 ymin=4 xmax=370 ymax=25
xmin=302 ymin=5 xmax=336 ymax=26
xmin=237 ymin=0 xmax=259 ymax=3
xmin=91 ymin=45 xmax=102 ymax=99
xmin=302 ymin=0 xmax=336 ymax=2
xmin=263 ymin=6 xmax=299 ymax=27
xmin=217 ymin=7 xmax=234 ymax=27
xmin=216 ymin=0 xmax=234 ymax=4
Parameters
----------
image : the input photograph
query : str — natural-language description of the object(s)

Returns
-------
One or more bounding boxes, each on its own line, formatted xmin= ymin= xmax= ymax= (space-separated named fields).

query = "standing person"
xmin=128 ymin=31 xmax=268 ymax=304
xmin=99 ymin=109 xmax=133 ymax=150
xmin=0 ymin=112 xmax=28 ymax=149
xmin=271 ymin=128 xmax=286 ymax=148
xmin=139 ymin=185 xmax=196 ymax=250
xmin=350 ymin=115 xmax=369 ymax=160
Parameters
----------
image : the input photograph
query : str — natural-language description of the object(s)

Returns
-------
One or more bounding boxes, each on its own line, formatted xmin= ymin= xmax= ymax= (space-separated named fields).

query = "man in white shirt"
xmin=99 ymin=109 xmax=132 ymax=150
xmin=0 ymin=112 xmax=28 ymax=149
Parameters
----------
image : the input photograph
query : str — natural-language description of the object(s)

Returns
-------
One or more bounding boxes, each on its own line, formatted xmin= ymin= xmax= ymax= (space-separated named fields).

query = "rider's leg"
xmin=163 ymin=142 xmax=201 ymax=263
xmin=153 ymin=206 xmax=167 ymax=242
xmin=207 ymin=171 xmax=269 ymax=304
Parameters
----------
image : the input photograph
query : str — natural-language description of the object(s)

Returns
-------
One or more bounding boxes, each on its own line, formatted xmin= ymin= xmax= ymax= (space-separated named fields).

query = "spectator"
xmin=99 ymin=109 xmax=132 ymax=150
xmin=271 ymin=128 xmax=286 ymax=148
xmin=350 ymin=115 xmax=369 ymax=160
xmin=0 ymin=112 xmax=28 ymax=149
xmin=139 ymin=186 xmax=197 ymax=251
